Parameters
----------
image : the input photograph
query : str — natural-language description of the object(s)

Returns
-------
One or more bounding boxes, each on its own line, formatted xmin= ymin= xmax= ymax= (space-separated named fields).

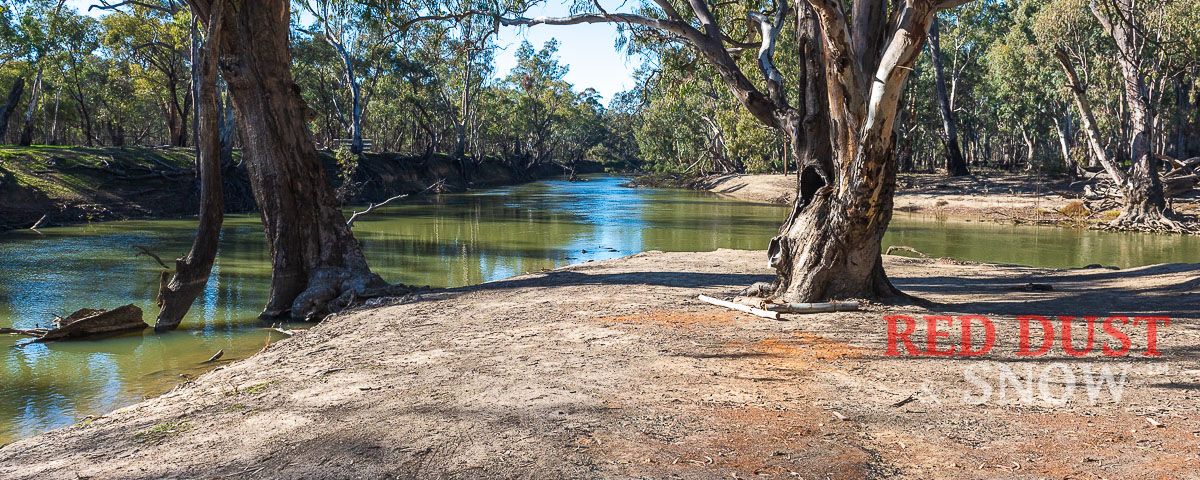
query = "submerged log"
xmin=0 ymin=327 xmax=50 ymax=336
xmin=35 ymin=304 xmax=147 ymax=342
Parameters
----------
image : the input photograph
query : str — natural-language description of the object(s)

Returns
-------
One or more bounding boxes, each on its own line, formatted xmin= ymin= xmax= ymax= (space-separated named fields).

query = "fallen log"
xmin=35 ymin=304 xmax=148 ymax=342
xmin=762 ymin=301 xmax=861 ymax=314
xmin=697 ymin=294 xmax=780 ymax=320
xmin=1164 ymin=174 xmax=1199 ymax=198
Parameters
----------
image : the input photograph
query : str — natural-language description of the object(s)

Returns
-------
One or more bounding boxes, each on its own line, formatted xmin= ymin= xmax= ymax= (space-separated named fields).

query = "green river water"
xmin=1 ymin=175 xmax=1197 ymax=444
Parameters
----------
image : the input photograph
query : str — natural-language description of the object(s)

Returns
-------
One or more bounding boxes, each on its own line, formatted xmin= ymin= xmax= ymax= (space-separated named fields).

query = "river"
xmin=2 ymin=175 xmax=1197 ymax=443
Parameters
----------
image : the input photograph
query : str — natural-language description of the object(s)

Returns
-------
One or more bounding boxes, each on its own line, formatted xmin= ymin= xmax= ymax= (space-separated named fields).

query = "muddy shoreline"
xmin=2 ymin=249 xmax=1197 ymax=479
xmin=658 ymin=172 xmax=1200 ymax=226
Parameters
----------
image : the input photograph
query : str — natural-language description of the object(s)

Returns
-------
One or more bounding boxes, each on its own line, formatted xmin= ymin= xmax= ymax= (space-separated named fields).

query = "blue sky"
xmin=64 ymin=0 xmax=640 ymax=102
xmin=491 ymin=3 xmax=640 ymax=101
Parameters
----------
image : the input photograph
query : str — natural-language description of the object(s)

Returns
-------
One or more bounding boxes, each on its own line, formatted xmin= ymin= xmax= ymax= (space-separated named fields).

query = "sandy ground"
xmin=2 ymin=249 xmax=1199 ymax=479
xmin=698 ymin=173 xmax=1200 ymax=224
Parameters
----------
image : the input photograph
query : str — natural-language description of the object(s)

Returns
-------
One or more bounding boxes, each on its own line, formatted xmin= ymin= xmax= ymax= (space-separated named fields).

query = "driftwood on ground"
xmin=1080 ymin=155 xmax=1200 ymax=203
xmin=763 ymin=301 xmax=861 ymax=314
xmin=697 ymin=294 xmax=780 ymax=320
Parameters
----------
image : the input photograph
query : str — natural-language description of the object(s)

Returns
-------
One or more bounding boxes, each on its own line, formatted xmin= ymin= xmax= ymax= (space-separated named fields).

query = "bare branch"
xmin=134 ymin=245 xmax=171 ymax=270
xmin=499 ymin=12 xmax=689 ymax=36
xmin=90 ymin=0 xmax=178 ymax=14
xmin=346 ymin=180 xmax=445 ymax=228
xmin=749 ymin=3 xmax=788 ymax=107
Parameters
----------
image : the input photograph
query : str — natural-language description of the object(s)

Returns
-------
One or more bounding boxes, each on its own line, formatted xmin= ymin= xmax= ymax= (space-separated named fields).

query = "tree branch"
xmin=346 ymin=180 xmax=445 ymax=227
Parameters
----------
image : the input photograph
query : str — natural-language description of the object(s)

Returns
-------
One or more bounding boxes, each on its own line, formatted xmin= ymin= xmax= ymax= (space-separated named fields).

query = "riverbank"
xmin=0 ymin=146 xmax=600 ymax=231
xmin=692 ymin=173 xmax=1200 ymax=225
xmin=3 ymin=249 xmax=1197 ymax=479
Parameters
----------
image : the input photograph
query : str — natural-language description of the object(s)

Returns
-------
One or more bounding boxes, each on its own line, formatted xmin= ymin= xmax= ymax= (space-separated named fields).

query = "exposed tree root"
xmin=1100 ymin=209 xmax=1198 ymax=234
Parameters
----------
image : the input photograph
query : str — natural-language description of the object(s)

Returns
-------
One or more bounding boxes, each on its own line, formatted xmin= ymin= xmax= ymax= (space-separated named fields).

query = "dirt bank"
xmin=0 ymin=146 xmax=601 ymax=231
xmin=3 ymin=249 xmax=1197 ymax=479
xmin=697 ymin=173 xmax=1200 ymax=225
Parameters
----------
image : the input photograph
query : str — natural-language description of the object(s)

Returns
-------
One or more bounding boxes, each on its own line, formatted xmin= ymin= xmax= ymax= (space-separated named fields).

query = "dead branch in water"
xmin=346 ymin=180 xmax=445 ymax=228
xmin=133 ymin=245 xmax=171 ymax=270
xmin=202 ymin=349 xmax=224 ymax=363
xmin=29 ymin=214 xmax=47 ymax=230
xmin=35 ymin=305 xmax=148 ymax=342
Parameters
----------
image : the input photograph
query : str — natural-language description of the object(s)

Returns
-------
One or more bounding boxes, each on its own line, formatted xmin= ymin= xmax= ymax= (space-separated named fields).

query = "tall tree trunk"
xmin=48 ymin=87 xmax=61 ymax=144
xmin=328 ymin=42 xmax=364 ymax=155
xmin=218 ymin=82 xmax=236 ymax=164
xmin=155 ymin=2 xmax=227 ymax=331
xmin=0 ymin=77 xmax=24 ymax=142
xmin=928 ymin=17 xmax=969 ymax=176
xmin=1020 ymin=126 xmax=1035 ymax=172
xmin=206 ymin=0 xmax=383 ymax=320
xmin=767 ymin=0 xmax=945 ymax=303
xmin=191 ymin=16 xmax=202 ymax=150
xmin=1050 ymin=1 xmax=1175 ymax=230
xmin=18 ymin=63 xmax=43 ymax=146
xmin=1053 ymin=113 xmax=1077 ymax=176
xmin=453 ymin=28 xmax=473 ymax=162
xmin=1092 ymin=0 xmax=1168 ymax=226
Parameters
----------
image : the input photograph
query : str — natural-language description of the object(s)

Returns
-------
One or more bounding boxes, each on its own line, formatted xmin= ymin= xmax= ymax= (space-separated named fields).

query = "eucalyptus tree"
xmin=297 ymin=0 xmax=389 ymax=154
xmin=500 ymin=0 xmax=976 ymax=302
xmin=984 ymin=0 xmax=1073 ymax=173
xmin=1036 ymin=0 xmax=1199 ymax=230
xmin=432 ymin=8 xmax=496 ymax=161
xmin=0 ymin=2 xmax=27 ymax=140
xmin=57 ymin=10 xmax=102 ymax=146
xmin=154 ymin=0 xmax=226 ymax=331
xmin=10 ymin=0 xmax=68 ymax=146
xmin=185 ymin=0 xmax=385 ymax=321
xmin=927 ymin=16 xmax=968 ymax=175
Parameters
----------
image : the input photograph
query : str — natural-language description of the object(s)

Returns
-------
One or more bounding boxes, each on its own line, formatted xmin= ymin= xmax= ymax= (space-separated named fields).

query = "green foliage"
xmin=3 ymin=0 xmax=1196 ymax=178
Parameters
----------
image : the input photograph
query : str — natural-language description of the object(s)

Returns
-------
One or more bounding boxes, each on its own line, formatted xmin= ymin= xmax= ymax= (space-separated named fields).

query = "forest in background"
xmin=0 ymin=0 xmax=636 ymax=174
xmin=2 ymin=0 xmax=1196 ymax=177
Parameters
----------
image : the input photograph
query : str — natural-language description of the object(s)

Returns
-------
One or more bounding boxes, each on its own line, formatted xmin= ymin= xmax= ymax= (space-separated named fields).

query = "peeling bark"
xmin=765 ymin=0 xmax=957 ymax=303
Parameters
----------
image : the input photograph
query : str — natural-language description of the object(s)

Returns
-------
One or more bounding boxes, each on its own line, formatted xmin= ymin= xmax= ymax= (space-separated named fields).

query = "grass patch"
xmin=223 ymin=403 xmax=252 ymax=413
xmin=242 ymin=381 xmax=276 ymax=395
xmin=226 ymin=380 xmax=279 ymax=397
xmin=133 ymin=420 xmax=192 ymax=442
xmin=0 ymin=146 xmax=197 ymax=202
xmin=1059 ymin=200 xmax=1090 ymax=218
xmin=73 ymin=416 xmax=98 ymax=429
